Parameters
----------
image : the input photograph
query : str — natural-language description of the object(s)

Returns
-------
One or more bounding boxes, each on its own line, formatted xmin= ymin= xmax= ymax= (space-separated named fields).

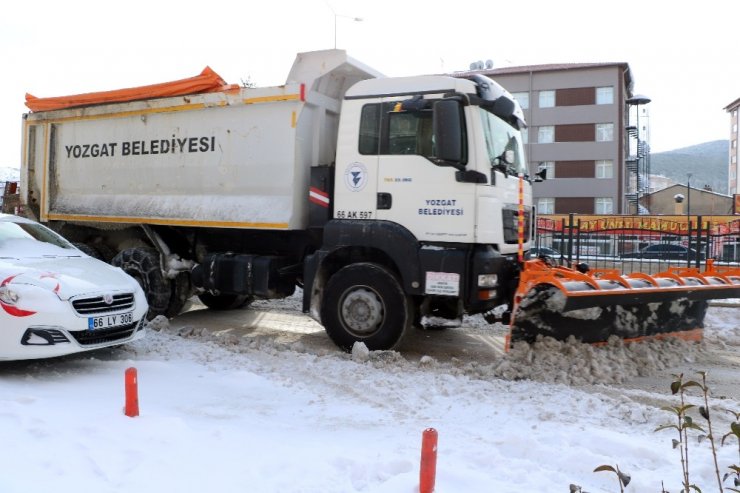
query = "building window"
xmin=595 ymin=159 xmax=613 ymax=178
xmin=733 ymin=140 xmax=737 ymax=148
xmin=538 ymin=198 xmax=555 ymax=214
xmin=596 ymin=123 xmax=614 ymax=142
xmin=511 ymin=92 xmax=529 ymax=109
xmin=539 ymin=90 xmax=555 ymax=108
xmin=538 ymin=126 xmax=555 ymax=143
xmin=734 ymin=123 xmax=738 ymax=132
xmin=538 ymin=161 xmax=555 ymax=179
xmin=595 ymin=197 xmax=613 ymax=214
xmin=521 ymin=128 xmax=528 ymax=144
xmin=596 ymin=87 xmax=613 ymax=105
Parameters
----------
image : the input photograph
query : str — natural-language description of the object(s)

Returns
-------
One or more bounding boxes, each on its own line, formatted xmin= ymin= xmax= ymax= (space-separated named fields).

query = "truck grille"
xmin=72 ymin=293 xmax=135 ymax=315
xmin=70 ymin=319 xmax=143 ymax=346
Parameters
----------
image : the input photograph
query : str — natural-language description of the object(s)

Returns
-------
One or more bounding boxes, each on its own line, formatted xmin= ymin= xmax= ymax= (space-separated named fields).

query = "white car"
xmin=0 ymin=214 xmax=148 ymax=360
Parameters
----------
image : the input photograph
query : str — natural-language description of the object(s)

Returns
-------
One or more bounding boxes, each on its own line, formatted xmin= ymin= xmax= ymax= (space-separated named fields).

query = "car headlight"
xmin=478 ymin=274 xmax=498 ymax=288
xmin=0 ymin=285 xmax=19 ymax=305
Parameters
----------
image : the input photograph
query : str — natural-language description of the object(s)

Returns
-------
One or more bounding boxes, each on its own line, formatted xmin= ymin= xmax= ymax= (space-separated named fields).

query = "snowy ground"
xmin=0 ymin=297 xmax=738 ymax=493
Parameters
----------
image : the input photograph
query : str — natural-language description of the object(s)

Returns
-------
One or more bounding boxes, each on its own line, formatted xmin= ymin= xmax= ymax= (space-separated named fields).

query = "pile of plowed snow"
xmin=145 ymin=306 xmax=740 ymax=387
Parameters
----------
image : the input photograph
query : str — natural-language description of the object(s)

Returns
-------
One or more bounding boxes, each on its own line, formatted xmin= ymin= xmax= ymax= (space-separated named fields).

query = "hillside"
xmin=650 ymin=140 xmax=729 ymax=194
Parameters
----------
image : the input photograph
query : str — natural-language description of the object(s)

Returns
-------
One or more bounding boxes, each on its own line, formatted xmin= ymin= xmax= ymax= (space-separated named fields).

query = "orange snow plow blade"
xmin=509 ymin=259 xmax=740 ymax=345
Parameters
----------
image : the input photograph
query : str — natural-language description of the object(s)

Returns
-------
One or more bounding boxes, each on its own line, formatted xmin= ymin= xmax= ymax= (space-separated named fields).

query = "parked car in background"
xmin=526 ymin=246 xmax=563 ymax=259
xmin=621 ymin=243 xmax=704 ymax=261
xmin=0 ymin=214 xmax=148 ymax=361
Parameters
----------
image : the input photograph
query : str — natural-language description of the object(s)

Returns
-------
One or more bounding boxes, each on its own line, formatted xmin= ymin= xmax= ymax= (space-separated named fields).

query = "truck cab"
xmin=306 ymin=72 xmax=532 ymax=350
xmin=335 ymin=74 xmax=529 ymax=248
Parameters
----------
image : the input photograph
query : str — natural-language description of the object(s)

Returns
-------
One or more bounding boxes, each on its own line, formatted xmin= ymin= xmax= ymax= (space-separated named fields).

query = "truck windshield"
xmin=479 ymin=108 xmax=526 ymax=176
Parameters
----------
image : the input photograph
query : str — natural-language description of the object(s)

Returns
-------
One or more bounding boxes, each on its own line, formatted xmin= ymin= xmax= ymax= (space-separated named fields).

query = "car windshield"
xmin=479 ymin=108 xmax=527 ymax=176
xmin=0 ymin=221 xmax=78 ymax=258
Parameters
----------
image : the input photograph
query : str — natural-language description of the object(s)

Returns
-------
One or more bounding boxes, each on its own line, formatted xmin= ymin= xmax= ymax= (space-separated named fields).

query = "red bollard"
xmin=419 ymin=427 xmax=438 ymax=493
xmin=124 ymin=367 xmax=139 ymax=417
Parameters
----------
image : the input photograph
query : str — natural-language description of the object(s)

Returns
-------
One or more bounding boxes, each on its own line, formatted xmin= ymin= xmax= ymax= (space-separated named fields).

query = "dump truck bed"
xmin=22 ymin=50 xmax=381 ymax=230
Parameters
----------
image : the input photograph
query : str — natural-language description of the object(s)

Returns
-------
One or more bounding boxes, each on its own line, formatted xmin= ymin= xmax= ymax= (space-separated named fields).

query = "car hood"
xmin=0 ymin=256 xmax=140 ymax=301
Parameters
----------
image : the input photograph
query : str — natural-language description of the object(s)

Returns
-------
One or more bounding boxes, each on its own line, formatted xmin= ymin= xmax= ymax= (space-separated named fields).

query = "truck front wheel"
xmin=321 ymin=263 xmax=411 ymax=352
xmin=112 ymin=247 xmax=171 ymax=320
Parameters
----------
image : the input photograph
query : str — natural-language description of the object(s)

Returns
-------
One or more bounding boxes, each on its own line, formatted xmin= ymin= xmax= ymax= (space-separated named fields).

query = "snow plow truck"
xmin=19 ymin=50 xmax=740 ymax=351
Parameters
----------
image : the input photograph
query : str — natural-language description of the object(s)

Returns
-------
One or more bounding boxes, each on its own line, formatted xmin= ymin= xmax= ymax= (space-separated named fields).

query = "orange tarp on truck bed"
xmin=25 ymin=67 xmax=239 ymax=112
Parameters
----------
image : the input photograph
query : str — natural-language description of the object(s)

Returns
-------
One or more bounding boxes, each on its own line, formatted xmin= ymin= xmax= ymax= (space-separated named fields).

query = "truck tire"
xmin=111 ymin=247 xmax=171 ymax=320
xmin=321 ymin=263 xmax=412 ymax=352
xmin=166 ymin=272 xmax=192 ymax=318
xmin=197 ymin=293 xmax=252 ymax=310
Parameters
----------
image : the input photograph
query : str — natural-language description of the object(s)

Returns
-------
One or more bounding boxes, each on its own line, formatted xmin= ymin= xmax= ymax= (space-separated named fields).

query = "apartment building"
xmin=456 ymin=62 xmax=639 ymax=214
xmin=724 ymin=97 xmax=739 ymax=195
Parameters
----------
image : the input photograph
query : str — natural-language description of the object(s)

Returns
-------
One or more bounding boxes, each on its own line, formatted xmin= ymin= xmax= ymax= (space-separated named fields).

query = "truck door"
xmin=375 ymin=99 xmax=475 ymax=243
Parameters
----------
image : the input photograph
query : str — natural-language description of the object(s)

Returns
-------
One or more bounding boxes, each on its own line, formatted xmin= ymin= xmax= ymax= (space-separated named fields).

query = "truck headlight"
xmin=477 ymin=274 xmax=498 ymax=287
xmin=0 ymin=286 xmax=19 ymax=305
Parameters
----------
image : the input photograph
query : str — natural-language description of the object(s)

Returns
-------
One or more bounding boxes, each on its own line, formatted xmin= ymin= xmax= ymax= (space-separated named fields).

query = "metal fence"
xmin=535 ymin=214 xmax=740 ymax=275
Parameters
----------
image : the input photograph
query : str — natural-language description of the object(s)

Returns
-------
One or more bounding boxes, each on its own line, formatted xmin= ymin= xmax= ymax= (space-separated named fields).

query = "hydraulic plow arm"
xmin=509 ymin=259 xmax=740 ymax=345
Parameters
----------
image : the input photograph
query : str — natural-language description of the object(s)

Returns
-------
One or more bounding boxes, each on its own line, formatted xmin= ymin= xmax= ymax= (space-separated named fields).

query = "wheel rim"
xmin=339 ymin=286 xmax=385 ymax=336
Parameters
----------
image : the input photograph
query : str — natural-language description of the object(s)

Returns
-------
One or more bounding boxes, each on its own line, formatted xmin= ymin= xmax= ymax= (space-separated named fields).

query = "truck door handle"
xmin=377 ymin=193 xmax=392 ymax=210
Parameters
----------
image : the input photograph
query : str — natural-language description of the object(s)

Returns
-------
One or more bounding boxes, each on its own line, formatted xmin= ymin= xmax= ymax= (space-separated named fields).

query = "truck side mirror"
xmin=433 ymin=99 xmax=464 ymax=169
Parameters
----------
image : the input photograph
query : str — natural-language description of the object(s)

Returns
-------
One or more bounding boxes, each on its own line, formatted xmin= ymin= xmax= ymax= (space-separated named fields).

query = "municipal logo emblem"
xmin=344 ymin=162 xmax=368 ymax=192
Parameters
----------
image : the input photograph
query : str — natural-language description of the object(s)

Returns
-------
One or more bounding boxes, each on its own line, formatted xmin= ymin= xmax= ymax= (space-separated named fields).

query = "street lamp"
xmin=327 ymin=3 xmax=362 ymax=49
xmin=687 ymin=173 xmax=692 ymax=221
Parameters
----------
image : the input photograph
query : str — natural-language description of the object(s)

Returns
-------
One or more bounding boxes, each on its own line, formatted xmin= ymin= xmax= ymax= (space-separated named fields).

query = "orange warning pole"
xmin=518 ymin=173 xmax=525 ymax=263
xmin=420 ymin=428 xmax=438 ymax=493
xmin=124 ymin=367 xmax=139 ymax=417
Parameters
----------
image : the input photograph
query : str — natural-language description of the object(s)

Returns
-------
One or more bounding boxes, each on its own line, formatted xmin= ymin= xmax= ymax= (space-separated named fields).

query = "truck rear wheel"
xmin=321 ymin=263 xmax=411 ymax=352
xmin=197 ymin=293 xmax=252 ymax=310
xmin=111 ymin=247 xmax=171 ymax=320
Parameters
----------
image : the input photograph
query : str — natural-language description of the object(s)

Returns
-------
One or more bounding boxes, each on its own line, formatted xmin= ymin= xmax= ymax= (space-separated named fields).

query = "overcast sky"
xmin=1 ymin=0 xmax=737 ymax=167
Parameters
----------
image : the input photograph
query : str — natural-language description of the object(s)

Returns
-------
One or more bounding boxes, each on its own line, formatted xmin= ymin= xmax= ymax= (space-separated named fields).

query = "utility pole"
xmin=687 ymin=173 xmax=692 ymax=224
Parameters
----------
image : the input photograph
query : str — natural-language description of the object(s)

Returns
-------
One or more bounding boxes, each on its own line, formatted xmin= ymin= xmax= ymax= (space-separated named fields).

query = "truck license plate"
xmin=88 ymin=311 xmax=134 ymax=330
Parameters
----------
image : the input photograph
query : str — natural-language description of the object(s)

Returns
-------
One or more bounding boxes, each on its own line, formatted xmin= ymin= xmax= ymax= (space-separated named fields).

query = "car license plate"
xmin=88 ymin=311 xmax=134 ymax=330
